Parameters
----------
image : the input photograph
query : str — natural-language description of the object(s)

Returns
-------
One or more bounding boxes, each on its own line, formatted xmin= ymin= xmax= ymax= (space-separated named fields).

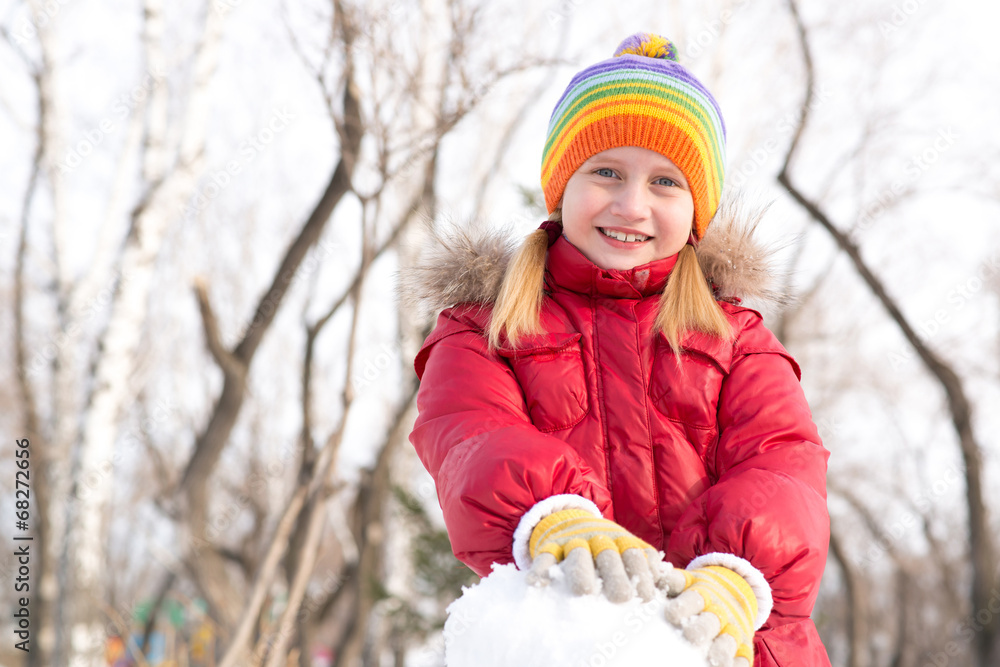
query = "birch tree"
xmin=1 ymin=0 xmax=218 ymax=662
xmin=67 ymin=3 xmax=225 ymax=663
xmin=4 ymin=2 xmax=65 ymax=663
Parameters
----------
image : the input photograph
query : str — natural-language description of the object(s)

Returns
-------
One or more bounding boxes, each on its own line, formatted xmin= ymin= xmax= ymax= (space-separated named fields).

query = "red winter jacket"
xmin=409 ymin=226 xmax=830 ymax=666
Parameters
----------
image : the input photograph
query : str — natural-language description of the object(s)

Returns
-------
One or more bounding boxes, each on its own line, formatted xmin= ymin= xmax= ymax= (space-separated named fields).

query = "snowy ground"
xmin=444 ymin=564 xmax=708 ymax=667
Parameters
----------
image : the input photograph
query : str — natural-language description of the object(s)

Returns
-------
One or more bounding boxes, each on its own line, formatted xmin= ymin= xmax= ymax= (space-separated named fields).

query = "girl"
xmin=407 ymin=33 xmax=830 ymax=667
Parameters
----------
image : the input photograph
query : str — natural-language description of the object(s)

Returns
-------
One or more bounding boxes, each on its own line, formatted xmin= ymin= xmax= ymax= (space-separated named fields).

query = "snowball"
xmin=444 ymin=563 xmax=708 ymax=667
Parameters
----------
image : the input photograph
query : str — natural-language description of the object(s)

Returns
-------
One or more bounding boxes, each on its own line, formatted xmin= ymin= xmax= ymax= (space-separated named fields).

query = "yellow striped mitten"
xmin=664 ymin=565 xmax=757 ymax=665
xmin=527 ymin=509 xmax=660 ymax=603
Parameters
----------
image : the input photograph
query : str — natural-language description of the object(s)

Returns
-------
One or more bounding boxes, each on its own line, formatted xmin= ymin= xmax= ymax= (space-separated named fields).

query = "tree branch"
xmin=261 ymin=494 xmax=327 ymax=667
xmin=828 ymin=523 xmax=865 ymax=667
xmin=216 ymin=483 xmax=310 ymax=667
xmin=194 ymin=277 xmax=247 ymax=381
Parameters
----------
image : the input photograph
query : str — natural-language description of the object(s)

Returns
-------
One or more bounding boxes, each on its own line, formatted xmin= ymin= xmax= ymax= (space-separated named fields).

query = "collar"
xmin=543 ymin=226 xmax=678 ymax=299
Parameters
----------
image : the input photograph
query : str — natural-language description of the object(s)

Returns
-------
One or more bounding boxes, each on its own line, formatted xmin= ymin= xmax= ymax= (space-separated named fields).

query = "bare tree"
xmin=777 ymin=1 xmax=998 ymax=665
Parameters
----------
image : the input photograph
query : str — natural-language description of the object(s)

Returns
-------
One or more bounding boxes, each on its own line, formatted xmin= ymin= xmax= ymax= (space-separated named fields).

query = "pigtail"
xmin=655 ymin=244 xmax=733 ymax=354
xmin=487 ymin=228 xmax=550 ymax=350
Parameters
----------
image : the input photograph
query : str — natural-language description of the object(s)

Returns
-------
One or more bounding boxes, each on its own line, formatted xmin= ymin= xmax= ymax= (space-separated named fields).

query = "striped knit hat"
xmin=541 ymin=33 xmax=726 ymax=240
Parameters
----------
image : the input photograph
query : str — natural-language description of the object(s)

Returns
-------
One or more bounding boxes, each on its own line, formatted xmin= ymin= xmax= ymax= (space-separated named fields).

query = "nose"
xmin=609 ymin=181 xmax=649 ymax=222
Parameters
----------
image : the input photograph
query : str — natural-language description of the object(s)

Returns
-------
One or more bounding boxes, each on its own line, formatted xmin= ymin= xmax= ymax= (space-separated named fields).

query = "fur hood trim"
xmin=399 ymin=199 xmax=788 ymax=315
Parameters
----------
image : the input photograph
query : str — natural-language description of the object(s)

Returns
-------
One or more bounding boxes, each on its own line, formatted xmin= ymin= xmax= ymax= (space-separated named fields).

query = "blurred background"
xmin=1 ymin=0 xmax=999 ymax=665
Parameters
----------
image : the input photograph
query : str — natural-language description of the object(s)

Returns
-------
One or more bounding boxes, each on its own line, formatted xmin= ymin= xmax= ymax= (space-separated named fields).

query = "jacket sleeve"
xmin=666 ymin=311 xmax=830 ymax=628
xmin=409 ymin=306 xmax=611 ymax=577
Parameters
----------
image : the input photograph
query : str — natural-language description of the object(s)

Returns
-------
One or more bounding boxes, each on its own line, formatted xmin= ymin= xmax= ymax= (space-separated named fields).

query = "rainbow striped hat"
xmin=541 ymin=33 xmax=726 ymax=240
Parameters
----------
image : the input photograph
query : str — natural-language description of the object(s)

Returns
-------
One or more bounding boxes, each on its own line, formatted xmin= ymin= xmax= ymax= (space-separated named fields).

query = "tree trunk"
xmin=183 ymin=45 xmax=363 ymax=642
xmin=828 ymin=526 xmax=866 ymax=667
xmin=333 ymin=390 xmax=417 ymax=667
xmin=67 ymin=3 xmax=222 ymax=662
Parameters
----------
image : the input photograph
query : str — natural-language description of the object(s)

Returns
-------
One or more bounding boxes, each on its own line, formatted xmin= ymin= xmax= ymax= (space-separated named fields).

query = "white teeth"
xmin=601 ymin=228 xmax=648 ymax=243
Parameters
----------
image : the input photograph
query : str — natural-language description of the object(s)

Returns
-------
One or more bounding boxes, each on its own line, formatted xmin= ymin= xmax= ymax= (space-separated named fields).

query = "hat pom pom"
xmin=613 ymin=33 xmax=678 ymax=61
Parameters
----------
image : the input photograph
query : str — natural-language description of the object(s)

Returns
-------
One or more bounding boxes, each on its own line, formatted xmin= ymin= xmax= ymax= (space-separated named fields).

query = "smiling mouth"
xmin=599 ymin=228 xmax=651 ymax=243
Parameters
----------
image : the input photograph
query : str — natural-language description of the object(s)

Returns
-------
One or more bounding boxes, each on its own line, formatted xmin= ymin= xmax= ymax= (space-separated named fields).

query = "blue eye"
xmin=655 ymin=177 xmax=678 ymax=187
xmin=594 ymin=168 xmax=616 ymax=178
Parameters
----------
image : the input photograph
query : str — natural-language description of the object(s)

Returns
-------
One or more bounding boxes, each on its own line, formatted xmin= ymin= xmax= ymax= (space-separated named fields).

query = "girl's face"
xmin=560 ymin=146 xmax=694 ymax=271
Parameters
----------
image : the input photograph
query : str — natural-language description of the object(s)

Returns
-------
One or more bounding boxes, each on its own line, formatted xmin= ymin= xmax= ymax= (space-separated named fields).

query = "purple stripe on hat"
xmin=549 ymin=57 xmax=722 ymax=123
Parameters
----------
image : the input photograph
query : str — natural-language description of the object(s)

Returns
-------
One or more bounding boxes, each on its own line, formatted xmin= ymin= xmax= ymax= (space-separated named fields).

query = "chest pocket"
xmin=497 ymin=332 xmax=589 ymax=432
xmin=649 ymin=333 xmax=730 ymax=456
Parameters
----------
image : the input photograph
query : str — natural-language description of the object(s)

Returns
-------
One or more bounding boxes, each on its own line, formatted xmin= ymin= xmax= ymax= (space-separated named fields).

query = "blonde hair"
xmin=656 ymin=244 xmax=732 ymax=353
xmin=487 ymin=212 xmax=732 ymax=352
xmin=487 ymin=226 xmax=550 ymax=349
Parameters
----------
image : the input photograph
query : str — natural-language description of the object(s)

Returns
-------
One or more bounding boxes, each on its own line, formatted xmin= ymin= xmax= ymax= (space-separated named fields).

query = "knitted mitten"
xmin=662 ymin=565 xmax=758 ymax=667
xmin=526 ymin=508 xmax=669 ymax=603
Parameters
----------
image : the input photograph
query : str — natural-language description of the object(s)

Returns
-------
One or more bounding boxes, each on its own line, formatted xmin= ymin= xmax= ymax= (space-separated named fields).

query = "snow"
xmin=444 ymin=564 xmax=708 ymax=667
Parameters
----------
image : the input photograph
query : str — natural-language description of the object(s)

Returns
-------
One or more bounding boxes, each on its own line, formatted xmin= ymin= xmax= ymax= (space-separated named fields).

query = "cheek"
xmin=674 ymin=198 xmax=695 ymax=234
xmin=561 ymin=211 xmax=588 ymax=250
xmin=560 ymin=183 xmax=598 ymax=238
xmin=655 ymin=201 xmax=694 ymax=249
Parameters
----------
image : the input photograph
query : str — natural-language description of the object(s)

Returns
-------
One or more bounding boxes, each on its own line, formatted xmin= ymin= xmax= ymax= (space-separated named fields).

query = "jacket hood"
xmin=399 ymin=198 xmax=788 ymax=314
